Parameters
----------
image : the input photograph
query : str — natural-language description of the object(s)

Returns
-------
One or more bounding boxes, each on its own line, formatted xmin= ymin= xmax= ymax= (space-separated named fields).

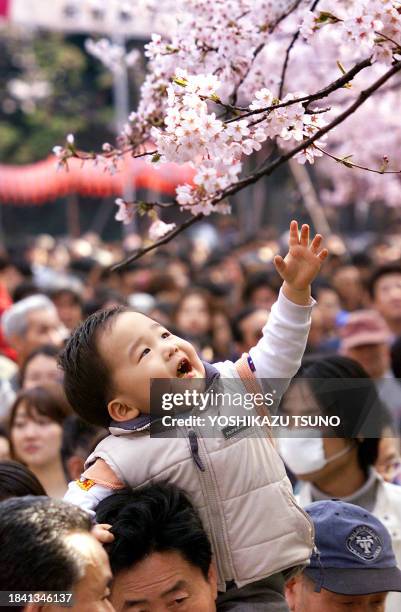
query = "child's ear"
xmin=107 ymin=399 xmax=140 ymax=422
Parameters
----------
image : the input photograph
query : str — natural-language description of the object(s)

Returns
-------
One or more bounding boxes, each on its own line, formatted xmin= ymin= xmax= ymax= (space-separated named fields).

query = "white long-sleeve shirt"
xmin=65 ymin=288 xmax=315 ymax=515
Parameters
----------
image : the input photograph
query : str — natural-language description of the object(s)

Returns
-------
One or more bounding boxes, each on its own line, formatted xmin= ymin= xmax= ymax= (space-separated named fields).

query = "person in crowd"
xmin=340 ymin=310 xmax=401 ymax=431
xmin=20 ymin=345 xmax=62 ymax=390
xmin=173 ymin=287 xmax=216 ymax=359
xmin=0 ymin=425 xmax=10 ymax=460
xmin=61 ymin=415 xmax=106 ymax=481
xmin=1 ymin=294 xmax=65 ymax=366
xmin=311 ymin=280 xmax=342 ymax=352
xmin=96 ymin=483 xmax=218 ymax=612
xmin=0 ymin=495 xmax=114 ymax=611
xmin=231 ymin=306 xmax=269 ymax=356
xmin=376 ymin=434 xmax=401 ymax=486
xmin=368 ymin=263 xmax=401 ymax=338
xmin=50 ymin=287 xmax=84 ymax=331
xmin=0 ymin=459 xmax=46 ymax=500
xmin=242 ymin=271 xmax=279 ymax=311
xmin=285 ymin=500 xmax=401 ymax=611
xmin=279 ymin=355 xmax=401 ymax=612
xmin=390 ymin=334 xmax=401 ymax=378
xmin=332 ymin=264 xmax=367 ymax=311
xmin=9 ymin=385 xmax=71 ymax=498
xmin=61 ymin=221 xmax=327 ymax=610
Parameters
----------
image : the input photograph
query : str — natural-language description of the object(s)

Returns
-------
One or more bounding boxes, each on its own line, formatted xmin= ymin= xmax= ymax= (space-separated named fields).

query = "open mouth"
xmin=176 ymin=357 xmax=193 ymax=378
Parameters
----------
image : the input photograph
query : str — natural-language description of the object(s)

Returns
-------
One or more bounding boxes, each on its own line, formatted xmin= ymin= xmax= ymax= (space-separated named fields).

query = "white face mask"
xmin=277 ymin=428 xmax=353 ymax=475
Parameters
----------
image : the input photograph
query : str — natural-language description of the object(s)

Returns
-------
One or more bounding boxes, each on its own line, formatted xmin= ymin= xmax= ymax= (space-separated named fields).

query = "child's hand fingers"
xmin=274 ymin=254 xmax=286 ymax=277
xmin=289 ymin=220 xmax=300 ymax=246
xmin=92 ymin=523 xmax=115 ymax=544
xmin=310 ymin=234 xmax=322 ymax=254
xmin=317 ymin=248 xmax=329 ymax=262
xmin=300 ymin=224 xmax=309 ymax=247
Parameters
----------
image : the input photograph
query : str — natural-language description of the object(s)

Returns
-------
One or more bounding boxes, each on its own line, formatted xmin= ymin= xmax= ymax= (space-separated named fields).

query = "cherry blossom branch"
xmin=225 ymin=56 xmax=372 ymax=123
xmin=314 ymin=145 xmax=401 ymax=174
xmin=111 ymin=213 xmax=204 ymax=271
xmin=230 ymin=0 xmax=304 ymax=106
xmin=219 ymin=60 xmax=401 ymax=198
xmin=278 ymin=0 xmax=321 ymax=98
xmin=112 ymin=60 xmax=401 ymax=270
xmin=211 ymin=60 xmax=401 ymax=197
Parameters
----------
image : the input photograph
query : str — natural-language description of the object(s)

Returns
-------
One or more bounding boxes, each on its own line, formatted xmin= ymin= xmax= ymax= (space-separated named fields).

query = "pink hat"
xmin=340 ymin=310 xmax=391 ymax=351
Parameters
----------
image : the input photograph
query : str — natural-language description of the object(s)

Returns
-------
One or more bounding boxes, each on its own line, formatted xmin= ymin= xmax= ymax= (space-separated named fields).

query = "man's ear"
xmin=285 ymin=576 xmax=298 ymax=611
xmin=107 ymin=398 xmax=140 ymax=422
xmin=208 ymin=561 xmax=218 ymax=600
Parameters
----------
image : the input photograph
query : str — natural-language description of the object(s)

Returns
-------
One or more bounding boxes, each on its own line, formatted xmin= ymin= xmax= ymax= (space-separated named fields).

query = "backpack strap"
xmin=235 ymin=353 xmax=274 ymax=442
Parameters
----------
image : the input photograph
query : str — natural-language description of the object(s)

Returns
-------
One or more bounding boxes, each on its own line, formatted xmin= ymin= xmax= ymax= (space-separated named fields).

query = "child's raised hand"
xmin=274 ymin=220 xmax=328 ymax=305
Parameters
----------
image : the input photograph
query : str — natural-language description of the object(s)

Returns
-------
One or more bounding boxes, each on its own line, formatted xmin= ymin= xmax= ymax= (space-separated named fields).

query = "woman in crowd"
xmin=9 ymin=385 xmax=71 ymax=498
xmin=0 ymin=459 xmax=46 ymax=501
xmin=173 ymin=287 xmax=217 ymax=361
xmin=20 ymin=345 xmax=61 ymax=390
xmin=279 ymin=355 xmax=401 ymax=612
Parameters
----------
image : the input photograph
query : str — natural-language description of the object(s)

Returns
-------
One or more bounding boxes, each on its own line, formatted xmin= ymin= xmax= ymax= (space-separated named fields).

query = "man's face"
xmin=373 ymin=273 xmax=401 ymax=324
xmin=47 ymin=532 xmax=114 ymax=612
xmin=110 ymin=550 xmax=217 ymax=612
xmin=14 ymin=308 xmax=64 ymax=363
xmin=345 ymin=343 xmax=390 ymax=379
xmin=286 ymin=575 xmax=387 ymax=611
xmin=97 ymin=312 xmax=205 ymax=415
xmin=238 ymin=309 xmax=269 ymax=353
xmin=52 ymin=292 xmax=83 ymax=331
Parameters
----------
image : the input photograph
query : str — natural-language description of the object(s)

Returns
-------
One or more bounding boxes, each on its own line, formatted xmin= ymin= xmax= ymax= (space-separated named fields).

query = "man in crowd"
xmin=0 ymin=495 xmax=114 ymax=611
xmin=369 ymin=264 xmax=401 ymax=338
xmin=340 ymin=309 xmax=401 ymax=430
xmin=285 ymin=500 xmax=401 ymax=611
xmin=96 ymin=483 xmax=218 ymax=612
xmin=1 ymin=294 xmax=65 ymax=367
xmin=232 ymin=306 xmax=269 ymax=355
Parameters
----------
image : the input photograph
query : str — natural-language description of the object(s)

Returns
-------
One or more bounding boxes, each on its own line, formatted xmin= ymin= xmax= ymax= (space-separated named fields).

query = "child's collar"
xmin=109 ymin=361 xmax=220 ymax=433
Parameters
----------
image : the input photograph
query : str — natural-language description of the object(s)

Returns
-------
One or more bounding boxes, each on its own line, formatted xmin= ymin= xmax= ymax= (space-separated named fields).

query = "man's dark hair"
xmin=61 ymin=415 xmax=106 ymax=476
xmin=0 ymin=461 xmax=46 ymax=501
xmin=96 ymin=483 xmax=212 ymax=579
xmin=242 ymin=271 xmax=279 ymax=303
xmin=367 ymin=263 xmax=401 ymax=299
xmin=0 ymin=496 xmax=92 ymax=596
xmin=59 ymin=307 xmax=128 ymax=427
xmin=231 ymin=306 xmax=261 ymax=343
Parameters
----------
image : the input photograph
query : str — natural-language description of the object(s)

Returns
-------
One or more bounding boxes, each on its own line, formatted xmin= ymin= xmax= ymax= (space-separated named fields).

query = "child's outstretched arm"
xmin=214 ymin=221 xmax=328 ymax=389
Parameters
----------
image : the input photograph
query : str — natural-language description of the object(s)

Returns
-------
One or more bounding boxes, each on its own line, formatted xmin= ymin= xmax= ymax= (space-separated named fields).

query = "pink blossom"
xmin=115 ymin=198 xmax=135 ymax=225
xmin=149 ymin=219 xmax=176 ymax=240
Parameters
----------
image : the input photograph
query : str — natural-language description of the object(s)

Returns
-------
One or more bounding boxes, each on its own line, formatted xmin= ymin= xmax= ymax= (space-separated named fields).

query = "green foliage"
xmin=0 ymin=30 xmax=115 ymax=164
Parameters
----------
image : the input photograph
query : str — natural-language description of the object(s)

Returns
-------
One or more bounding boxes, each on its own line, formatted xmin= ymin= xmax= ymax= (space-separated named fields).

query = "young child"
xmin=61 ymin=221 xmax=328 ymax=610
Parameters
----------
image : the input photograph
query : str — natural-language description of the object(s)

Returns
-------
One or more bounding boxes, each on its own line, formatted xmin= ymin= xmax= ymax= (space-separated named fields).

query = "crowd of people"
xmin=0 ymin=220 xmax=401 ymax=610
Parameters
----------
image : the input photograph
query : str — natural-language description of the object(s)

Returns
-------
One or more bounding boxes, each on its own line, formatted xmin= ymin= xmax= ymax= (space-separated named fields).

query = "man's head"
xmin=96 ymin=484 xmax=218 ymax=612
xmin=368 ymin=264 xmax=401 ymax=334
xmin=285 ymin=500 xmax=401 ymax=611
xmin=59 ymin=308 xmax=205 ymax=428
xmin=61 ymin=415 xmax=106 ymax=480
xmin=232 ymin=307 xmax=269 ymax=354
xmin=340 ymin=310 xmax=392 ymax=379
xmin=2 ymin=295 xmax=64 ymax=364
xmin=0 ymin=496 xmax=113 ymax=611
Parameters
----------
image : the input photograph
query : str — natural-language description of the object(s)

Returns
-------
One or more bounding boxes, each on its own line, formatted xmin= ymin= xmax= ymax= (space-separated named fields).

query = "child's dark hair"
xmin=58 ymin=307 xmax=128 ymax=427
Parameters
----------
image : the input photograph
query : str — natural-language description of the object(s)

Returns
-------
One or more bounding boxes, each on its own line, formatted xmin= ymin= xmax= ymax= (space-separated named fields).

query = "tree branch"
xmin=230 ymin=0 xmax=304 ymax=106
xmin=278 ymin=0 xmax=321 ymax=99
xmin=111 ymin=213 xmax=204 ymax=271
xmin=218 ymin=60 xmax=401 ymax=199
xmin=112 ymin=61 xmax=401 ymax=270
xmin=225 ymin=56 xmax=372 ymax=123
xmin=315 ymin=145 xmax=401 ymax=174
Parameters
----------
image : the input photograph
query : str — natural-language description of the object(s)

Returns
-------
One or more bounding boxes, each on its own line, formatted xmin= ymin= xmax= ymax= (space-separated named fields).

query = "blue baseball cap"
xmin=304 ymin=500 xmax=401 ymax=595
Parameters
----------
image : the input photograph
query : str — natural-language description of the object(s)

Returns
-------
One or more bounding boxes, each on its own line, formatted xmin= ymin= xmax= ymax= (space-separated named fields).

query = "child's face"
xmin=97 ymin=312 xmax=205 ymax=417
